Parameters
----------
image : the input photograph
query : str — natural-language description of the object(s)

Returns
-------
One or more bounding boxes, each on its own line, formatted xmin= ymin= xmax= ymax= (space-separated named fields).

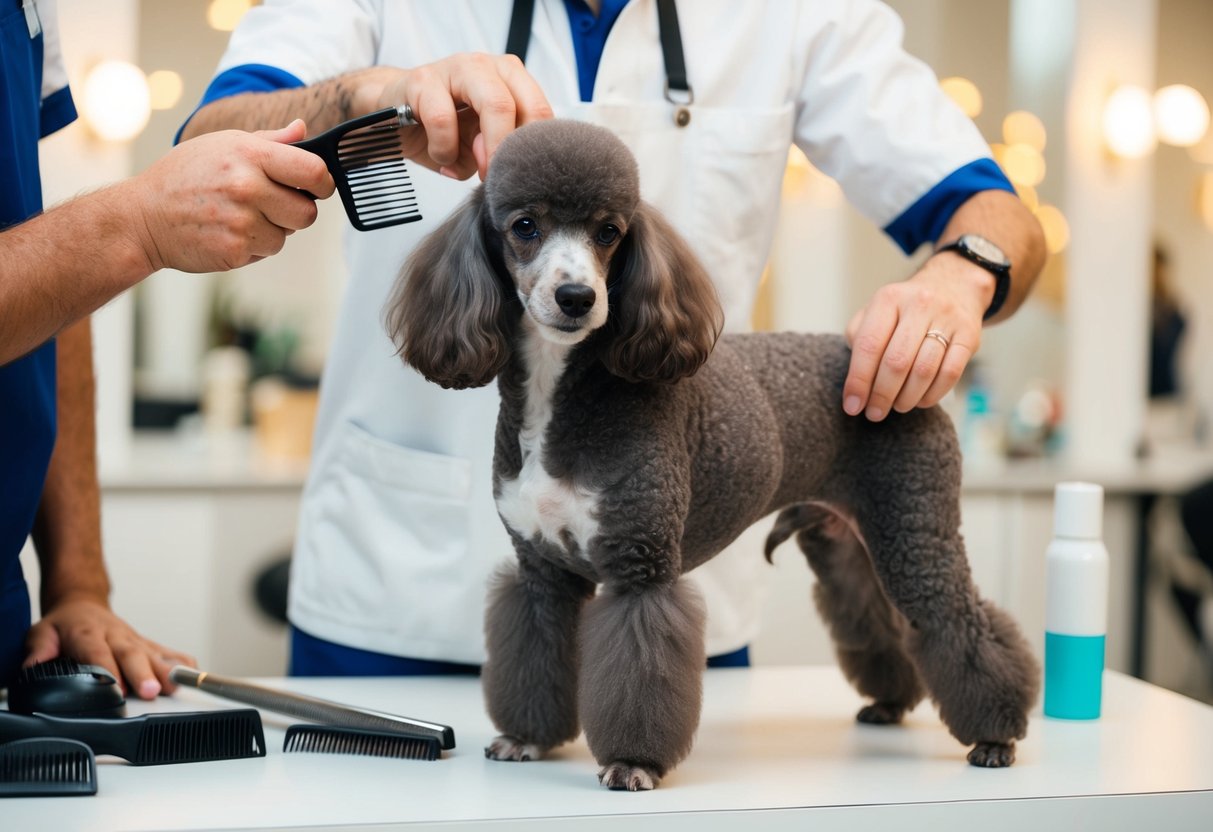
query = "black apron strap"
xmin=505 ymin=0 xmax=693 ymax=109
xmin=655 ymin=0 xmax=691 ymax=103
xmin=505 ymin=0 xmax=536 ymax=62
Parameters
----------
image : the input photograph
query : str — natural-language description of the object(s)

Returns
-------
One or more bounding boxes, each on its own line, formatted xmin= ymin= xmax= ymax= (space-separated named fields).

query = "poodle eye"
xmin=512 ymin=218 xmax=539 ymax=240
xmin=596 ymin=224 xmax=621 ymax=246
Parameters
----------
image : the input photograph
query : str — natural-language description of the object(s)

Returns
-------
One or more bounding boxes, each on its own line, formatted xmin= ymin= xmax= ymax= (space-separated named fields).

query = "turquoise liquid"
xmin=1044 ymin=631 xmax=1105 ymax=719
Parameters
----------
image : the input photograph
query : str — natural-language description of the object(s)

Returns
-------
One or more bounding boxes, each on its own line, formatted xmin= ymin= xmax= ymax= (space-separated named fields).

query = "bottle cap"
xmin=1053 ymin=481 xmax=1104 ymax=539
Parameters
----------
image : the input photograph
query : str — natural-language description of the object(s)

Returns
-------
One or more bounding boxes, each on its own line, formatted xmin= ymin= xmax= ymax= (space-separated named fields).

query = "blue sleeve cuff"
xmin=882 ymin=158 xmax=1016 ymax=254
xmin=175 ymin=64 xmax=305 ymax=145
xmin=39 ymin=86 xmax=77 ymax=138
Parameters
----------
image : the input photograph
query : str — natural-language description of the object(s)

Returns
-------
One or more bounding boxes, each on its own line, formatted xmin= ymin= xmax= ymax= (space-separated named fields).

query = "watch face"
xmin=960 ymin=233 xmax=1010 ymax=267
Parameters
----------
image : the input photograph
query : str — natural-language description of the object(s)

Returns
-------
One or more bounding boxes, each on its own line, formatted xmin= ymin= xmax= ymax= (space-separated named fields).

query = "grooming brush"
xmin=282 ymin=724 xmax=441 ymax=761
xmin=170 ymin=666 xmax=455 ymax=750
xmin=293 ymin=104 xmax=423 ymax=231
xmin=0 ymin=738 xmax=97 ymax=797
xmin=7 ymin=658 xmax=126 ymax=718
xmin=0 ymin=708 xmax=265 ymax=766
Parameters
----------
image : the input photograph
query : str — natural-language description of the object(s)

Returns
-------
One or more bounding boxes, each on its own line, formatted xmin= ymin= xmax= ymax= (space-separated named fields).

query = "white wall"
xmin=39 ymin=0 xmax=140 ymax=467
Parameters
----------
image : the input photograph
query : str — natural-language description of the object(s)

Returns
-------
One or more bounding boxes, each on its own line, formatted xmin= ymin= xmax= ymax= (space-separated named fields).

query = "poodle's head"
xmin=386 ymin=119 xmax=723 ymax=390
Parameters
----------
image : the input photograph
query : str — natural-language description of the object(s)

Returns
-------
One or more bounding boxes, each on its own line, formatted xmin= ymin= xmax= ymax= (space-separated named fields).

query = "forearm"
xmin=180 ymin=67 xmax=396 ymax=139
xmin=935 ymin=189 xmax=1046 ymax=323
xmin=31 ymin=317 xmax=111 ymax=611
xmin=0 ymin=183 xmax=151 ymax=365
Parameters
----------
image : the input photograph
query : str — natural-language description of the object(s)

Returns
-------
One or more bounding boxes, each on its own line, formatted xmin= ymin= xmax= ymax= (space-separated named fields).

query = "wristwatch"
xmin=936 ymin=233 xmax=1012 ymax=320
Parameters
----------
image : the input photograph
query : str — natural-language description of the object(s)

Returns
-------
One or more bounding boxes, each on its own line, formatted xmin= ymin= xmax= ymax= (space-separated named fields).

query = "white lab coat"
xmin=212 ymin=0 xmax=995 ymax=663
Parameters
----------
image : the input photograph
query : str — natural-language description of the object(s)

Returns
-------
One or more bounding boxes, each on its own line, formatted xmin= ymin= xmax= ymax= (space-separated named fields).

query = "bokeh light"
xmin=940 ymin=77 xmax=983 ymax=118
xmin=147 ymin=70 xmax=184 ymax=111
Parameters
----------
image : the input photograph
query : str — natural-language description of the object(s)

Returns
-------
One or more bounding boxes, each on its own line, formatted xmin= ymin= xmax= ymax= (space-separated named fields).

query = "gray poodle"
xmin=386 ymin=119 xmax=1040 ymax=791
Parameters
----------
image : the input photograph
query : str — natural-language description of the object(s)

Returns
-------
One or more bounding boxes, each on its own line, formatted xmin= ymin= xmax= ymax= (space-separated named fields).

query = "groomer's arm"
xmin=843 ymin=189 xmax=1046 ymax=420
xmin=25 ymin=318 xmax=196 ymax=699
xmin=0 ymin=122 xmax=331 ymax=366
xmin=181 ymin=55 xmax=554 ymax=181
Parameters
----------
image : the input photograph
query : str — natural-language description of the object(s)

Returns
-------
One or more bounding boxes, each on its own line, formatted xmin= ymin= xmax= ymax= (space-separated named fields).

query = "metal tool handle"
xmin=169 ymin=666 xmax=454 ymax=749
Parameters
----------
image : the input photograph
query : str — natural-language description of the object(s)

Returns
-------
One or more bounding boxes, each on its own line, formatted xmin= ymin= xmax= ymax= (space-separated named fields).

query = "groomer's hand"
xmin=124 ymin=119 xmax=335 ymax=275
xmin=24 ymin=596 xmax=197 ymax=700
xmin=842 ymin=254 xmax=994 ymax=421
xmin=348 ymin=54 xmax=554 ymax=180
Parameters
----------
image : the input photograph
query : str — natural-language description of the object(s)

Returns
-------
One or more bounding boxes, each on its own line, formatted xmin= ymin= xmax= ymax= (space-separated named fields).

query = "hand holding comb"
xmin=169 ymin=666 xmax=455 ymax=750
xmin=293 ymin=104 xmax=423 ymax=231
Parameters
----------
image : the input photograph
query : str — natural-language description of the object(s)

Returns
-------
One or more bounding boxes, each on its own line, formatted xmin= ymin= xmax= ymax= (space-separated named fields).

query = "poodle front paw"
xmin=485 ymin=734 xmax=546 ymax=762
xmin=598 ymin=761 xmax=660 ymax=791
xmin=967 ymin=740 xmax=1016 ymax=768
xmin=856 ymin=702 xmax=908 ymax=725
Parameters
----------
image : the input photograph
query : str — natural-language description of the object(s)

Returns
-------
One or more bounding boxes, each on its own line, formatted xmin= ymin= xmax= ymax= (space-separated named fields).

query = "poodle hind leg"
xmin=845 ymin=420 xmax=1040 ymax=765
xmin=578 ymin=578 xmax=706 ymax=791
xmin=834 ymin=410 xmax=1041 ymax=766
xmin=482 ymin=554 xmax=594 ymax=762
xmin=767 ymin=504 xmax=925 ymax=725
xmin=909 ymin=596 xmax=1041 ymax=767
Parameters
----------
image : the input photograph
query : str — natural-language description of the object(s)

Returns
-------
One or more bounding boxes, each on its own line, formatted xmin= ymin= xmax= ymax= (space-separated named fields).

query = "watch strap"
xmin=938 ymin=238 xmax=1011 ymax=321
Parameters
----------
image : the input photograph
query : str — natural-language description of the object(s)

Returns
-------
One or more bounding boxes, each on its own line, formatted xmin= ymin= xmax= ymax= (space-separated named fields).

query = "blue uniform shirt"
xmin=1 ymin=0 xmax=77 ymax=685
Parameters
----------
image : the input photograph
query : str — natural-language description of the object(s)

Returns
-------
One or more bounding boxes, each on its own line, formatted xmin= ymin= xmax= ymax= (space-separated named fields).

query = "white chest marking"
xmin=496 ymin=324 xmax=601 ymax=556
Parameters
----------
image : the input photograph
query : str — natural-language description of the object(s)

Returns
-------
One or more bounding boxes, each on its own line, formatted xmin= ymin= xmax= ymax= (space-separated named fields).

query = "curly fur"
xmin=386 ymin=119 xmax=1040 ymax=789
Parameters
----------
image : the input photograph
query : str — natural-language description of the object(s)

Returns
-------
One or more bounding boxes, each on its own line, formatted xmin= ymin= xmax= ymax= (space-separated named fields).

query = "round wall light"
xmin=1153 ymin=84 xmax=1210 ymax=147
xmin=1101 ymin=85 xmax=1156 ymax=159
xmin=81 ymin=60 xmax=150 ymax=143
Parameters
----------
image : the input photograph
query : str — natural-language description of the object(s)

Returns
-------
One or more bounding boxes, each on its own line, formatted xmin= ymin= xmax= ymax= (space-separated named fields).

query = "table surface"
xmin=4 ymin=666 xmax=1212 ymax=831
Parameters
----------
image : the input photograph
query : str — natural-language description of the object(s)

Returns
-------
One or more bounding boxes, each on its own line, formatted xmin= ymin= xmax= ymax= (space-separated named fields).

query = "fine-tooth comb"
xmin=170 ymin=666 xmax=455 ymax=750
xmin=293 ymin=104 xmax=423 ymax=231
xmin=0 ymin=738 xmax=97 ymax=797
xmin=283 ymin=724 xmax=441 ymax=761
xmin=0 ymin=709 xmax=266 ymax=766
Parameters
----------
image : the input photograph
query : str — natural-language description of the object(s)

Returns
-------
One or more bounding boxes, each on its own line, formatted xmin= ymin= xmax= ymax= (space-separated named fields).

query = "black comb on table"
xmin=0 ymin=709 xmax=266 ymax=766
xmin=283 ymin=724 xmax=441 ymax=761
xmin=294 ymin=104 xmax=423 ymax=231
xmin=0 ymin=738 xmax=97 ymax=797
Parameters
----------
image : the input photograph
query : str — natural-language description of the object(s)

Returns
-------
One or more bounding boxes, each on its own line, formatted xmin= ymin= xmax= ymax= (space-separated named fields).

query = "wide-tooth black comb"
xmin=0 ymin=709 xmax=265 ymax=766
xmin=283 ymin=724 xmax=440 ymax=761
xmin=294 ymin=104 xmax=423 ymax=231
xmin=0 ymin=738 xmax=97 ymax=797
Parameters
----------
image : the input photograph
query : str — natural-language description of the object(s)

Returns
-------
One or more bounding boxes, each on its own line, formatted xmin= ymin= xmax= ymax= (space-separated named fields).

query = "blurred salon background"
xmin=23 ymin=0 xmax=1213 ymax=704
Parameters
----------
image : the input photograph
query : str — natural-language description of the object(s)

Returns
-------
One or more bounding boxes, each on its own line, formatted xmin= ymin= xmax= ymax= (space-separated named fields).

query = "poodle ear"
xmin=385 ymin=187 xmax=513 ymax=389
xmin=603 ymin=201 xmax=724 ymax=383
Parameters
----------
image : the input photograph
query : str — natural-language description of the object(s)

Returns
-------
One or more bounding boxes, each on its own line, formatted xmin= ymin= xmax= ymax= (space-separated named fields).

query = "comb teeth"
xmin=0 ymin=738 xmax=97 ymax=796
xmin=132 ymin=710 xmax=266 ymax=766
xmin=283 ymin=725 xmax=440 ymax=761
xmin=335 ymin=126 xmax=420 ymax=229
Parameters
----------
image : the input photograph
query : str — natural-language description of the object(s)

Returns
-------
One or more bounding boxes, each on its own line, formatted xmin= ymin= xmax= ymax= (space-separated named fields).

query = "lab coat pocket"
xmin=297 ymin=421 xmax=476 ymax=643
xmin=686 ymin=104 xmax=795 ymax=324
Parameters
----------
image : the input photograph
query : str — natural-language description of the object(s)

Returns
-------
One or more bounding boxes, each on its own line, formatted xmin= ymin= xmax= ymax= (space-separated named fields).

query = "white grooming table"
xmin=5 ymin=666 xmax=1211 ymax=831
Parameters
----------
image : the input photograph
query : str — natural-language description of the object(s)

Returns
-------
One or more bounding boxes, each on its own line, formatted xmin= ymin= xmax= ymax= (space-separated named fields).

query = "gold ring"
xmin=924 ymin=329 xmax=950 ymax=349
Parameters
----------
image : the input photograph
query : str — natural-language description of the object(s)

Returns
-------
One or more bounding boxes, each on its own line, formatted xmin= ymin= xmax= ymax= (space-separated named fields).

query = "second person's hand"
xmin=347 ymin=53 xmax=554 ymax=181
xmin=124 ymin=119 xmax=335 ymax=275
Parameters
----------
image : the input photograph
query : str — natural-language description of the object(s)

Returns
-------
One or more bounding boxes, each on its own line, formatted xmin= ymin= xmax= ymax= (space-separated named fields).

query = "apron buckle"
xmin=664 ymin=81 xmax=694 ymax=128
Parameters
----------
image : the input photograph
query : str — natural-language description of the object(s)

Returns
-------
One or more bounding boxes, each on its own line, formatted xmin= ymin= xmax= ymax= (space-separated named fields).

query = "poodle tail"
xmin=764 ymin=502 xmax=862 ymax=563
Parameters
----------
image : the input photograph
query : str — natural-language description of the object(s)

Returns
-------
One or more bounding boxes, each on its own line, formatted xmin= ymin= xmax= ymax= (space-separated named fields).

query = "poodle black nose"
xmin=555 ymin=283 xmax=596 ymax=318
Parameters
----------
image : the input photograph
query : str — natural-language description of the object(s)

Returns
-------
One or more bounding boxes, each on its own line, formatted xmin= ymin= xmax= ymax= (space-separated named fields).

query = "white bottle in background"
xmin=1044 ymin=481 xmax=1109 ymax=719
